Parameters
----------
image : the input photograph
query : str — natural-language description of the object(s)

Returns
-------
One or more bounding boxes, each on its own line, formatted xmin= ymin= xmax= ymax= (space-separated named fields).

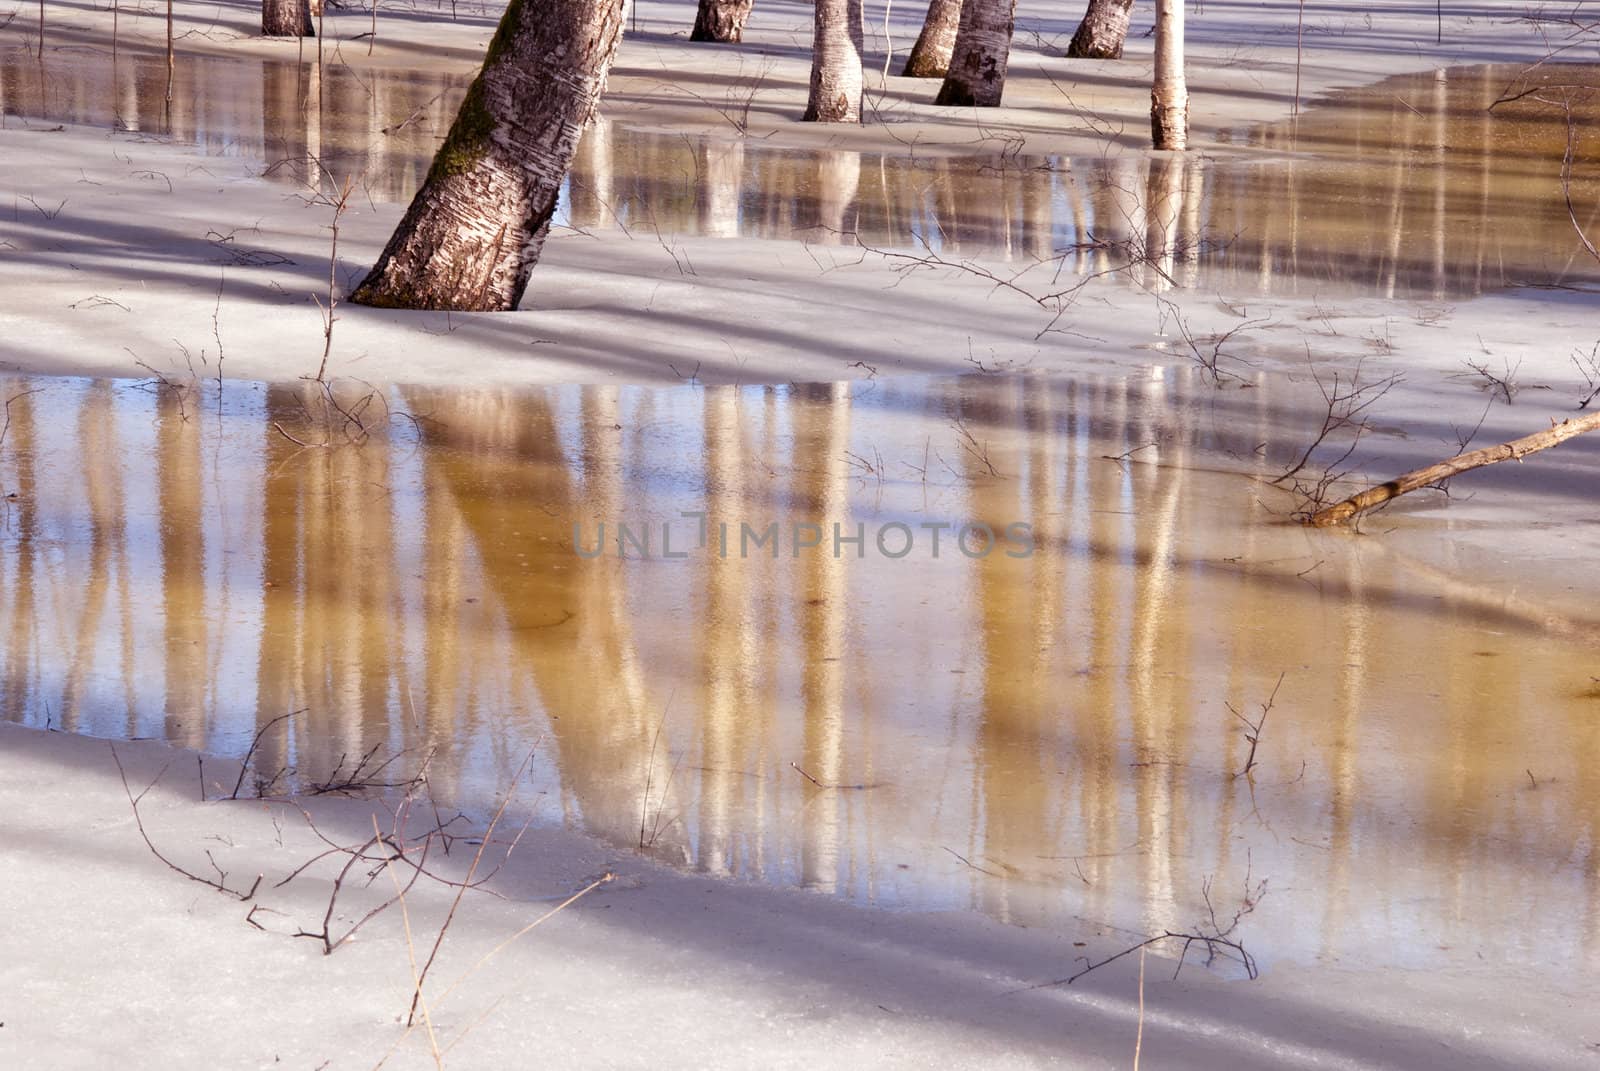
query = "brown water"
xmin=4 ymin=47 xmax=1597 ymax=298
xmin=1 ymin=370 xmax=1597 ymax=975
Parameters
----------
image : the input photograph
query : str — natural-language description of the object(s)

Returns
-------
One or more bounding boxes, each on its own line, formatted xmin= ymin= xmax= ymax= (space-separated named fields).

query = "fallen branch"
xmin=307 ymin=742 xmax=422 ymax=796
xmin=371 ymin=872 xmax=614 ymax=1070
xmin=110 ymin=744 xmax=262 ymax=902
xmin=1017 ymin=864 xmax=1267 ymax=991
xmin=228 ymin=709 xmax=303 ymax=800
xmin=1228 ymin=672 xmax=1285 ymax=780
xmin=292 ymin=812 xmax=432 ymax=956
xmin=405 ymin=747 xmax=539 ymax=1027
xmin=1309 ymin=410 xmax=1600 ymax=526
xmin=1557 ymin=96 xmax=1600 ymax=266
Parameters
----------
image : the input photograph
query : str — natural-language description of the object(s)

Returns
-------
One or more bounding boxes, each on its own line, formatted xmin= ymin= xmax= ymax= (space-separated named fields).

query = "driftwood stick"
xmin=1309 ymin=411 xmax=1600 ymax=527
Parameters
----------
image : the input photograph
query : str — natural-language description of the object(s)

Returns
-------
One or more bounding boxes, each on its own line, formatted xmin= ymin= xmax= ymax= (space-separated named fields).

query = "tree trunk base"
xmin=1065 ymin=34 xmax=1122 ymax=59
xmin=349 ymin=0 xmax=627 ymax=312
xmin=932 ymin=0 xmax=1016 ymax=108
xmin=690 ymin=0 xmax=753 ymax=43
xmin=1065 ymin=0 xmax=1134 ymax=59
xmin=934 ymin=82 xmax=984 ymax=106
xmin=903 ymin=0 xmax=960 ymax=78
xmin=1151 ymin=95 xmax=1187 ymax=149
xmin=804 ymin=0 xmax=864 ymax=124
xmin=902 ymin=51 xmax=949 ymax=78
xmin=262 ymin=8 xmax=315 ymax=35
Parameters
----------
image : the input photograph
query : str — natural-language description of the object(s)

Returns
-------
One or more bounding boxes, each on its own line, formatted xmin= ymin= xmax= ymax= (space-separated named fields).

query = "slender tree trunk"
xmin=804 ymin=0 xmax=864 ymax=123
xmin=691 ymin=0 xmax=754 ymax=43
xmin=351 ymin=0 xmax=627 ymax=311
xmin=934 ymin=0 xmax=1017 ymax=107
xmin=1151 ymin=0 xmax=1187 ymax=148
xmin=263 ymin=0 xmax=315 ymax=37
xmin=903 ymin=0 xmax=962 ymax=78
xmin=1066 ymin=0 xmax=1134 ymax=59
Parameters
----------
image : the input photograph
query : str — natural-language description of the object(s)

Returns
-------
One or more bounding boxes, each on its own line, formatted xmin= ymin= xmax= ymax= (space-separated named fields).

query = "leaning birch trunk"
xmin=934 ymin=0 xmax=1017 ymax=107
xmin=804 ymin=0 xmax=864 ymax=122
xmin=1151 ymin=0 xmax=1186 ymax=148
xmin=691 ymin=0 xmax=754 ymax=43
xmin=1309 ymin=411 xmax=1600 ymax=527
xmin=262 ymin=0 xmax=314 ymax=36
xmin=1066 ymin=0 xmax=1135 ymax=58
xmin=903 ymin=0 xmax=962 ymax=77
xmin=351 ymin=0 xmax=626 ymax=311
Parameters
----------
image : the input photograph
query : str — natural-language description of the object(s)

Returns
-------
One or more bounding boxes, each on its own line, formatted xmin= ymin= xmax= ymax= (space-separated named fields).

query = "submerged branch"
xmin=1309 ymin=410 xmax=1600 ymax=526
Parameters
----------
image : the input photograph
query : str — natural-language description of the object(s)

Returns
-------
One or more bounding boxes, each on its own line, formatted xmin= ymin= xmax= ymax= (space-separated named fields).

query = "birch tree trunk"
xmin=691 ymin=0 xmax=754 ymax=43
xmin=350 ymin=0 xmax=627 ymax=311
xmin=903 ymin=0 xmax=962 ymax=78
xmin=262 ymin=0 xmax=314 ymax=37
xmin=934 ymin=0 xmax=1017 ymax=107
xmin=1066 ymin=0 xmax=1134 ymax=59
xmin=1151 ymin=0 xmax=1187 ymax=148
xmin=804 ymin=0 xmax=864 ymax=123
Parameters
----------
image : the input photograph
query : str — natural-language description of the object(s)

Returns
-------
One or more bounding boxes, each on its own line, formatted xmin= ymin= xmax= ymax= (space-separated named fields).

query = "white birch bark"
xmin=351 ymin=0 xmax=627 ymax=311
xmin=934 ymin=0 xmax=1017 ymax=107
xmin=1067 ymin=0 xmax=1135 ymax=59
xmin=1151 ymin=0 xmax=1187 ymax=149
xmin=691 ymin=0 xmax=754 ymax=42
xmin=903 ymin=0 xmax=962 ymax=78
xmin=805 ymin=0 xmax=865 ymax=122
xmin=262 ymin=0 xmax=313 ymax=36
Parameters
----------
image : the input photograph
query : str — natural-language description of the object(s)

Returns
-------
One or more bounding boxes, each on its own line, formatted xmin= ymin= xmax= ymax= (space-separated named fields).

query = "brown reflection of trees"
xmin=695 ymin=386 xmax=755 ymax=874
xmin=1578 ymin=683 xmax=1600 ymax=962
xmin=254 ymin=386 xmax=304 ymax=781
xmin=4 ymin=371 xmax=1600 ymax=971
xmin=417 ymin=439 xmax=469 ymax=792
xmin=1310 ymin=527 xmax=1368 ymax=963
xmin=1076 ymin=376 xmax=1129 ymax=920
xmin=252 ymin=384 xmax=402 ymax=778
xmin=0 ymin=386 xmax=39 ymax=729
xmin=7 ymin=52 xmax=1599 ymax=295
xmin=697 ymin=140 xmax=746 ymax=239
xmin=960 ymin=376 xmax=1055 ymax=923
xmin=0 ymin=49 xmax=462 ymax=202
xmin=1219 ymin=63 xmax=1600 ymax=296
xmin=157 ymin=387 xmax=208 ymax=748
xmin=790 ymin=382 xmax=851 ymax=892
xmin=407 ymin=385 xmax=686 ymax=853
xmin=60 ymin=382 xmax=126 ymax=732
xmin=1088 ymin=157 xmax=1142 ymax=278
xmin=567 ymin=115 xmax=614 ymax=231
xmin=261 ymin=59 xmax=317 ymax=188
xmin=812 ymin=151 xmax=860 ymax=244
xmin=1125 ymin=372 xmax=1195 ymax=932
xmin=1020 ymin=166 xmax=1054 ymax=263
xmin=1140 ymin=155 xmax=1206 ymax=292
xmin=559 ymin=121 xmax=1098 ymax=259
